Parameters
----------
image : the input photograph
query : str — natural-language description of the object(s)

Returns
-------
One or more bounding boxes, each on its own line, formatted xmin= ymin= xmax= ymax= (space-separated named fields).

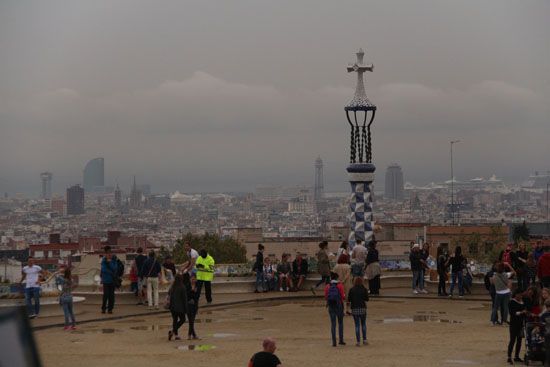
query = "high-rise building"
xmin=129 ymin=176 xmax=142 ymax=209
xmin=314 ymin=156 xmax=325 ymax=202
xmin=114 ymin=184 xmax=122 ymax=208
xmin=66 ymin=185 xmax=85 ymax=215
xmin=50 ymin=198 xmax=65 ymax=216
xmin=384 ymin=164 xmax=404 ymax=200
xmin=40 ymin=172 xmax=52 ymax=199
xmin=83 ymin=157 xmax=104 ymax=192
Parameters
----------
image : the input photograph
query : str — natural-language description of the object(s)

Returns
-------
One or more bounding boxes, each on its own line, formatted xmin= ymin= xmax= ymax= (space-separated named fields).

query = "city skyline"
xmin=1 ymin=1 xmax=549 ymax=195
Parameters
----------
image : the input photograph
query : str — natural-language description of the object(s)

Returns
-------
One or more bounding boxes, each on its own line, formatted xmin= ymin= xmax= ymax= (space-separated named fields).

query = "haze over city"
xmin=1 ymin=0 xmax=548 ymax=195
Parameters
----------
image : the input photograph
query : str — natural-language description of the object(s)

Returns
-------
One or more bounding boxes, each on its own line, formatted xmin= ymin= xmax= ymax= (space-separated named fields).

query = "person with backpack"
xmin=325 ymin=272 xmax=346 ymax=347
xmin=100 ymin=246 xmax=120 ymax=314
xmin=168 ymin=274 xmax=188 ymax=341
xmin=348 ymin=276 xmax=369 ymax=346
xmin=142 ymin=250 xmax=161 ymax=310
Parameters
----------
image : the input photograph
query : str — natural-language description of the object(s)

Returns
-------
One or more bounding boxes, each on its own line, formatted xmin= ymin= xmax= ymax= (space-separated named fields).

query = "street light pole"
xmin=450 ymin=140 xmax=460 ymax=225
xmin=546 ymin=182 xmax=549 ymax=228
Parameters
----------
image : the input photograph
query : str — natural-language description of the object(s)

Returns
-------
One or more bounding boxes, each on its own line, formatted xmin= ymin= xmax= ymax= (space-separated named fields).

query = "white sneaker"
xmin=413 ymin=289 xmax=419 ymax=294
xmin=279 ymin=288 xmax=284 ymax=292
xmin=421 ymin=289 xmax=428 ymax=294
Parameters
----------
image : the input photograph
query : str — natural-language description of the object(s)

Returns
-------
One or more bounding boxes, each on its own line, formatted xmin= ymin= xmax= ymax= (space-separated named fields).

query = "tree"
xmin=512 ymin=221 xmax=530 ymax=244
xmin=172 ymin=232 xmax=247 ymax=264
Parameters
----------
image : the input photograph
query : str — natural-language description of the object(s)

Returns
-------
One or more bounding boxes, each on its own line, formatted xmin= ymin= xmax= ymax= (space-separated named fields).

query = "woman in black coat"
xmin=168 ymin=274 xmax=188 ymax=341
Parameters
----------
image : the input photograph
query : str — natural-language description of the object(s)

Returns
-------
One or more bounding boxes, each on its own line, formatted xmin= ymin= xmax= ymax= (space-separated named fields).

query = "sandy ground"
xmin=35 ymin=298 xmax=511 ymax=367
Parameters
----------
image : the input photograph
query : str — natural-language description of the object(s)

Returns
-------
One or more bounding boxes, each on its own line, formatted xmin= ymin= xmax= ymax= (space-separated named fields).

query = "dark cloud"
xmin=0 ymin=0 xmax=548 ymax=195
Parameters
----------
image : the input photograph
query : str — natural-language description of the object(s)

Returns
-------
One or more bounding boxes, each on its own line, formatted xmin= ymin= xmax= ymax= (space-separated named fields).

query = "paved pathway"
xmin=31 ymin=287 xmax=490 ymax=330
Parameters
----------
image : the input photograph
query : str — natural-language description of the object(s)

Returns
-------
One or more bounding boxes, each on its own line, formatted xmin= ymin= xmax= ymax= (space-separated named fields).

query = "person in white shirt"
xmin=20 ymin=257 xmax=44 ymax=318
xmin=183 ymin=242 xmax=199 ymax=275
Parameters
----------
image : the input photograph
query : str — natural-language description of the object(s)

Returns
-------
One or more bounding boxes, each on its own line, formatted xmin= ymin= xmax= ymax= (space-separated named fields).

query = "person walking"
xmin=100 ymin=246 xmax=119 ymax=314
xmin=348 ymin=277 xmax=369 ymax=346
xmin=507 ymin=288 xmax=527 ymax=364
xmin=312 ymin=241 xmax=331 ymax=295
xmin=325 ymin=272 xmax=346 ymax=347
xmin=195 ymin=249 xmax=215 ymax=304
xmin=253 ymin=244 xmax=265 ymax=293
xmin=185 ymin=274 xmax=199 ymax=340
xmin=436 ymin=245 xmax=448 ymax=296
xmin=448 ymin=246 xmax=466 ymax=298
xmin=20 ymin=257 xmax=44 ymax=318
xmin=168 ymin=274 xmax=188 ymax=341
xmin=248 ymin=338 xmax=283 ymax=367
xmin=333 ymin=254 xmax=352 ymax=315
xmin=142 ymin=251 xmax=161 ymax=310
xmin=491 ymin=262 xmax=514 ymax=325
xmin=366 ymin=241 xmax=381 ymax=295
xmin=55 ymin=267 xmax=76 ymax=330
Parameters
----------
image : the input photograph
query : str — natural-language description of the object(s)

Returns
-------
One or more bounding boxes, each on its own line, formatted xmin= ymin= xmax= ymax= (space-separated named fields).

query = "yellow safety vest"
xmin=196 ymin=255 xmax=215 ymax=281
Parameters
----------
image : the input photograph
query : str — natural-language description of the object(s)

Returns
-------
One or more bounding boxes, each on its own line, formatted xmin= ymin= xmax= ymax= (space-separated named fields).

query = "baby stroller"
xmin=524 ymin=321 xmax=546 ymax=365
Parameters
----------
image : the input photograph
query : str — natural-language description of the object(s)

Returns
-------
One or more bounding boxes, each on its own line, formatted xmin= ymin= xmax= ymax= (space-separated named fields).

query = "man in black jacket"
xmin=253 ymin=244 xmax=264 ymax=293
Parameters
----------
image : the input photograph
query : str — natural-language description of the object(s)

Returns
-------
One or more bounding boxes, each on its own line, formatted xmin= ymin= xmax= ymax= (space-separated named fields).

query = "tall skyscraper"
xmin=83 ymin=157 xmax=104 ymax=192
xmin=129 ymin=176 xmax=142 ymax=209
xmin=384 ymin=164 xmax=404 ymax=200
xmin=114 ymin=184 xmax=122 ymax=208
xmin=314 ymin=156 xmax=324 ymax=202
xmin=40 ymin=172 xmax=52 ymax=199
xmin=66 ymin=185 xmax=85 ymax=215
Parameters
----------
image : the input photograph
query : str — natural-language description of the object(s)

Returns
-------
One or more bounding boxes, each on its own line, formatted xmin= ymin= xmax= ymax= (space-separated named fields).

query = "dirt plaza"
xmin=35 ymin=297 xmax=511 ymax=367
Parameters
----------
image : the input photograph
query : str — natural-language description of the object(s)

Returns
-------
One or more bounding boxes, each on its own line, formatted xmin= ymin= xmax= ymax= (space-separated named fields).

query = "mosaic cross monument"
xmin=345 ymin=48 xmax=377 ymax=248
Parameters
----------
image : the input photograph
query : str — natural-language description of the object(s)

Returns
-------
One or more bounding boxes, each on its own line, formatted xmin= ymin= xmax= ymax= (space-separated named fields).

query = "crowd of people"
xmin=480 ymin=240 xmax=550 ymax=365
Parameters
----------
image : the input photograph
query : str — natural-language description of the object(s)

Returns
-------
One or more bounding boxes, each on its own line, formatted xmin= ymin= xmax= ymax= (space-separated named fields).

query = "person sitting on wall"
xmin=292 ymin=253 xmax=308 ymax=291
xmin=277 ymin=253 xmax=293 ymax=292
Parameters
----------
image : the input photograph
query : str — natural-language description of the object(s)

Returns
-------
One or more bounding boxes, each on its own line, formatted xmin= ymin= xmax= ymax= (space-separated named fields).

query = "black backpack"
xmin=116 ymin=258 xmax=125 ymax=277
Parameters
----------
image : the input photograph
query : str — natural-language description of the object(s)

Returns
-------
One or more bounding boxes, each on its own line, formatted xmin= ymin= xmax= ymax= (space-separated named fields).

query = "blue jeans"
xmin=491 ymin=292 xmax=510 ymax=323
xmin=255 ymin=271 xmax=264 ymax=291
xmin=61 ymin=299 xmax=76 ymax=327
xmin=353 ymin=313 xmax=367 ymax=343
xmin=449 ymin=272 xmax=464 ymax=296
xmin=419 ymin=269 xmax=425 ymax=289
xmin=412 ymin=270 xmax=421 ymax=290
xmin=25 ymin=287 xmax=40 ymax=316
xmin=328 ymin=303 xmax=344 ymax=345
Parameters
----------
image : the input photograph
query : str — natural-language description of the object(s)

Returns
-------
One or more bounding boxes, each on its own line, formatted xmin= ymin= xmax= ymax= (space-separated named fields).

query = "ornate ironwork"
xmin=345 ymin=48 xmax=377 ymax=163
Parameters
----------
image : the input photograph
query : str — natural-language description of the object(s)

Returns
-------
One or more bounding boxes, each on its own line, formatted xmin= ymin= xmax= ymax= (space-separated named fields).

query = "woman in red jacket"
xmin=325 ymin=272 xmax=346 ymax=347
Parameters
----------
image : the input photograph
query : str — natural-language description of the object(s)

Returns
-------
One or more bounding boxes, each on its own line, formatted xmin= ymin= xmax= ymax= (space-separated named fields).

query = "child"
xmin=508 ymin=288 xmax=528 ymax=364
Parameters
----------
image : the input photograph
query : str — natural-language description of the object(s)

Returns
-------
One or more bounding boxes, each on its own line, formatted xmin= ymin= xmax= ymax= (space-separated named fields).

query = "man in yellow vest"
xmin=195 ymin=249 xmax=215 ymax=304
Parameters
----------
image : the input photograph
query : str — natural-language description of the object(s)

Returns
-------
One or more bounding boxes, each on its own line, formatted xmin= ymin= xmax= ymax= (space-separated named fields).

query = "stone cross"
xmin=346 ymin=49 xmax=374 ymax=108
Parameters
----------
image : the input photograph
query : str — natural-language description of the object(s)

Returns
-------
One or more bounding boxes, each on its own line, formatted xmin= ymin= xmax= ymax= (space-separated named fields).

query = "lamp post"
xmin=450 ymin=140 xmax=460 ymax=225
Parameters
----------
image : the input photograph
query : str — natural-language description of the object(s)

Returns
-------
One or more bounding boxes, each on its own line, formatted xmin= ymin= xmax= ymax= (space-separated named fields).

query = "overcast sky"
xmin=1 ymin=0 xmax=549 ymax=195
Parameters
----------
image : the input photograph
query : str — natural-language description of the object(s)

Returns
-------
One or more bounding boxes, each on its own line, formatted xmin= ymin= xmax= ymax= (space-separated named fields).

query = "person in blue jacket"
xmin=100 ymin=246 xmax=119 ymax=314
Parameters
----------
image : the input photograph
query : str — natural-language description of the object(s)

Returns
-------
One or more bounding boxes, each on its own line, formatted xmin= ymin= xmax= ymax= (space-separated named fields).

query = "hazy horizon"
xmin=1 ymin=1 xmax=549 ymax=196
